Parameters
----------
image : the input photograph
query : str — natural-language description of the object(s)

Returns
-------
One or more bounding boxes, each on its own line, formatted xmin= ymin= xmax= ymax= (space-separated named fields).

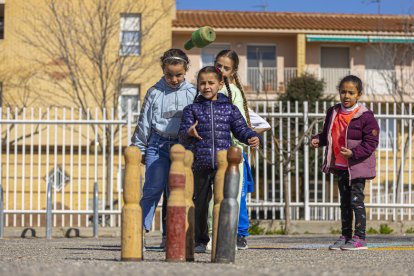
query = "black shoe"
xmin=237 ymin=236 xmax=248 ymax=250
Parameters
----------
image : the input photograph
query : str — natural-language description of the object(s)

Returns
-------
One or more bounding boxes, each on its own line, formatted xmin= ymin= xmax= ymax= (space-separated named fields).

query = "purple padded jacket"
xmin=314 ymin=103 xmax=380 ymax=181
xmin=179 ymin=93 xmax=259 ymax=171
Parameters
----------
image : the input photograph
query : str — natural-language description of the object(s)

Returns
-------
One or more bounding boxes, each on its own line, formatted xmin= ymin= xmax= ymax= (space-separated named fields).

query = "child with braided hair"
xmin=214 ymin=50 xmax=270 ymax=250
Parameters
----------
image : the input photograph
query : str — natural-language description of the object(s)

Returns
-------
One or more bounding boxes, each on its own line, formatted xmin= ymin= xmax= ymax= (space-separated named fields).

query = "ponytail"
xmin=234 ymin=74 xmax=251 ymax=128
xmin=223 ymin=76 xmax=233 ymax=105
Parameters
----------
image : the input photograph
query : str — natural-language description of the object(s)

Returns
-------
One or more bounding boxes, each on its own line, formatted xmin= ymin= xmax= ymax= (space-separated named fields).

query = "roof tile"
xmin=173 ymin=10 xmax=414 ymax=33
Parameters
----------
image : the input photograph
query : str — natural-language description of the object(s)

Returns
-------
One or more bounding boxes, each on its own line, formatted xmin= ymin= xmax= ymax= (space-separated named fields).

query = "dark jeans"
xmin=337 ymin=170 xmax=366 ymax=240
xmin=161 ymin=187 xmax=168 ymax=237
xmin=193 ymin=169 xmax=216 ymax=245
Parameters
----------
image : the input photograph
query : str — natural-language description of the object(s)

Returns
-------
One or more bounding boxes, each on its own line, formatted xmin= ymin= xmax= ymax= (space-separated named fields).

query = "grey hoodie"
xmin=131 ymin=77 xmax=196 ymax=155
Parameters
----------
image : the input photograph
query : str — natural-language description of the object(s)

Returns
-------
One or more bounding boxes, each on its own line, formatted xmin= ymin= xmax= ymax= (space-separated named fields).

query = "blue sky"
xmin=176 ymin=0 xmax=414 ymax=15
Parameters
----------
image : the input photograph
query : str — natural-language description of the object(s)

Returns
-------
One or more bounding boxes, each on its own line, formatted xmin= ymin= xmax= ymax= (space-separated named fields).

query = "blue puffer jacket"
xmin=179 ymin=93 xmax=260 ymax=171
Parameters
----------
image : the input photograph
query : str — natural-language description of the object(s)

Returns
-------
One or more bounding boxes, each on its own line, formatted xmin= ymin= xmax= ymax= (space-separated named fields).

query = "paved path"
xmin=1 ymin=234 xmax=414 ymax=275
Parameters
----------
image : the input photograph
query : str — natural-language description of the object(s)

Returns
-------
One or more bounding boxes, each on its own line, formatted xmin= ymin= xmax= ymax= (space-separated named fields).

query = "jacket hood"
xmin=153 ymin=77 xmax=193 ymax=93
xmin=194 ymin=93 xmax=229 ymax=104
xmin=333 ymin=103 xmax=370 ymax=119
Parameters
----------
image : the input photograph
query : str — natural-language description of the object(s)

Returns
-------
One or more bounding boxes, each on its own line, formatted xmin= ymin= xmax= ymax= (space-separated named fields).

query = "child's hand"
xmin=340 ymin=147 xmax=353 ymax=159
xmin=248 ymin=137 xmax=260 ymax=148
xmin=187 ymin=120 xmax=202 ymax=140
xmin=311 ymin=138 xmax=320 ymax=148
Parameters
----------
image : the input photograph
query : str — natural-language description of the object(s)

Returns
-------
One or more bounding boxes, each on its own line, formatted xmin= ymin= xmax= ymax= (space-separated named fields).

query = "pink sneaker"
xmin=340 ymin=236 xmax=368 ymax=250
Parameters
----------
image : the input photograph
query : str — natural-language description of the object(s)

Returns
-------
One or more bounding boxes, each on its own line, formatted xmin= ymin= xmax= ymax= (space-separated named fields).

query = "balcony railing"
xmin=284 ymin=67 xmax=297 ymax=89
xmin=245 ymin=66 xmax=414 ymax=95
xmin=320 ymin=68 xmax=351 ymax=93
xmin=247 ymin=67 xmax=277 ymax=92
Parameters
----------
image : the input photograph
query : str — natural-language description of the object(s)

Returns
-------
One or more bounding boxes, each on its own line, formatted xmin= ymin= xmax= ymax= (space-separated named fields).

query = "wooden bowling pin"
xmin=121 ymin=146 xmax=143 ymax=261
xmin=166 ymin=144 xmax=186 ymax=262
xmin=215 ymin=146 xmax=242 ymax=264
xmin=184 ymin=150 xmax=195 ymax=262
xmin=211 ymin=150 xmax=227 ymax=262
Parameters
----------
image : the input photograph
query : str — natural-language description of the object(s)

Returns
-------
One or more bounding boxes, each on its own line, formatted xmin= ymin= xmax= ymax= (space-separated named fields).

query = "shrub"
xmin=330 ymin=228 xmax=341 ymax=235
xmin=367 ymin=227 xmax=379 ymax=234
xmin=379 ymin=224 xmax=393 ymax=234
xmin=248 ymin=222 xmax=265 ymax=235
xmin=405 ymin=227 xmax=414 ymax=234
xmin=265 ymin=228 xmax=285 ymax=235
xmin=279 ymin=73 xmax=331 ymax=105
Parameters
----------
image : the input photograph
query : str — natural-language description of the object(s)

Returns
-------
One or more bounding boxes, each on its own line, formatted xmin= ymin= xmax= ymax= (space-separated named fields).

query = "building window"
xmin=120 ymin=14 xmax=140 ymax=56
xmin=0 ymin=4 xmax=4 ymax=39
xmin=46 ymin=166 xmax=70 ymax=191
xmin=119 ymin=84 xmax=140 ymax=119
xmin=201 ymin=44 xmax=230 ymax=67
xmin=247 ymin=45 xmax=276 ymax=92
xmin=321 ymin=47 xmax=350 ymax=93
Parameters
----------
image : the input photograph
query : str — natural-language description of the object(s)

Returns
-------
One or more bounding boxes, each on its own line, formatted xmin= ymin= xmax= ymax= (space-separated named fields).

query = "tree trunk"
xmin=283 ymin=170 xmax=291 ymax=235
xmin=396 ymin=127 xmax=413 ymax=204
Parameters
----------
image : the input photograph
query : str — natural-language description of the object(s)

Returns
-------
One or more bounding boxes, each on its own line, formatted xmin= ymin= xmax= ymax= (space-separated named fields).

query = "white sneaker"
xmin=206 ymin=239 xmax=212 ymax=251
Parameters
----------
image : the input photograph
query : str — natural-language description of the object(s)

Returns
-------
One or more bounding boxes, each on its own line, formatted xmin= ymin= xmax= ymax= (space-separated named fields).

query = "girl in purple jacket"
xmin=311 ymin=75 xmax=379 ymax=250
xmin=179 ymin=66 xmax=260 ymax=253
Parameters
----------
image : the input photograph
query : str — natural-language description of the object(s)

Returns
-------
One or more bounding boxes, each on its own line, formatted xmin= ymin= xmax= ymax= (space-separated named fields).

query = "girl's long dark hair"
xmin=214 ymin=50 xmax=251 ymax=127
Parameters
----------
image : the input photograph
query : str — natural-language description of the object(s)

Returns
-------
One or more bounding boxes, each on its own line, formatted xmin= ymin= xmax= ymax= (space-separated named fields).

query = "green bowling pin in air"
xmin=184 ymin=26 xmax=216 ymax=50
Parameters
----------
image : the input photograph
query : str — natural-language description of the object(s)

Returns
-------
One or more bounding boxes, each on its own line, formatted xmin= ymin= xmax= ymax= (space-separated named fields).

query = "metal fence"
xmin=0 ymin=105 xmax=134 ymax=229
xmin=0 ymin=101 xmax=413 ymax=230
xmin=248 ymin=100 xmax=414 ymax=222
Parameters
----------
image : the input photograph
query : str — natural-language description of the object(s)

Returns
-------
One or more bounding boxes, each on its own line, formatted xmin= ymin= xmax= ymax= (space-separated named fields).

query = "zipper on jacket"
xmin=210 ymin=101 xmax=215 ymax=169
xmin=345 ymin=123 xmax=351 ymax=185
xmin=346 ymin=115 xmax=358 ymax=186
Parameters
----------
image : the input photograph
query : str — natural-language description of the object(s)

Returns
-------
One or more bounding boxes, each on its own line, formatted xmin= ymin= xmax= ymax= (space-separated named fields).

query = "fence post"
xmin=46 ymin=182 xmax=52 ymax=239
xmin=303 ymin=101 xmax=310 ymax=221
xmin=93 ymin=182 xmax=99 ymax=238
xmin=0 ymin=185 xmax=4 ymax=239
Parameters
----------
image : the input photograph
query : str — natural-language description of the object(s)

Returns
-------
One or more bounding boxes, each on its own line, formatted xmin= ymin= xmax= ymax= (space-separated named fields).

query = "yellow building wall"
xmin=0 ymin=0 xmax=174 ymax=106
xmin=1 ymin=149 xmax=130 ymax=227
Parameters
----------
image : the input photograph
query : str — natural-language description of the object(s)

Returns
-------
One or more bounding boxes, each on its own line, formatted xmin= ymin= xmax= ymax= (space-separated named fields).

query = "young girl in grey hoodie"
xmin=131 ymin=49 xmax=196 ymax=243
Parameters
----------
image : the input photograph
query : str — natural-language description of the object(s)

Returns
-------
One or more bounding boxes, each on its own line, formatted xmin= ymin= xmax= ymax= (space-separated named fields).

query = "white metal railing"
xmin=320 ymin=68 xmax=351 ymax=93
xmin=248 ymin=101 xmax=414 ymax=221
xmin=1 ymin=100 xmax=414 ymax=229
xmin=247 ymin=67 xmax=277 ymax=92
xmin=284 ymin=67 xmax=297 ymax=87
xmin=0 ymin=104 xmax=137 ymax=228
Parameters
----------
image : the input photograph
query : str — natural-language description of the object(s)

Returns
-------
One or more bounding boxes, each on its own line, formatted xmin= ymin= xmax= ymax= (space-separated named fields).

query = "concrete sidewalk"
xmin=1 ymin=233 xmax=414 ymax=275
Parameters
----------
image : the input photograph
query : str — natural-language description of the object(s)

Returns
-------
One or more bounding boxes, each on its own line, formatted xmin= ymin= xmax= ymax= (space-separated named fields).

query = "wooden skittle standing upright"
xmin=166 ymin=144 xmax=187 ymax=262
xmin=215 ymin=146 xmax=242 ymax=264
xmin=184 ymin=150 xmax=195 ymax=262
xmin=212 ymin=150 xmax=228 ymax=262
xmin=121 ymin=146 xmax=143 ymax=261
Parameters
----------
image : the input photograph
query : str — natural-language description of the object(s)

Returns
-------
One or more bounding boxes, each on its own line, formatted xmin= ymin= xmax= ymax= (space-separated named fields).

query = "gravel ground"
xmin=1 ymin=234 xmax=414 ymax=276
